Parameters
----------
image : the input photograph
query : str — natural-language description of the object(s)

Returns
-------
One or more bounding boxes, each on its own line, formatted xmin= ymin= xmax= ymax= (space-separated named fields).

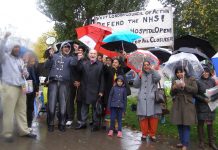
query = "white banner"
xmin=94 ymin=7 xmax=173 ymax=48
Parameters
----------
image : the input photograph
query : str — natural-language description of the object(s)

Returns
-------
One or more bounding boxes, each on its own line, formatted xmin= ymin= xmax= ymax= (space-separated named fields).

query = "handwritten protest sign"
xmin=94 ymin=7 xmax=173 ymax=48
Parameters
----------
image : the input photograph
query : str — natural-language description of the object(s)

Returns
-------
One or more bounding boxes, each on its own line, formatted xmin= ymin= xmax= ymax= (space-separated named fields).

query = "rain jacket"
xmin=44 ymin=42 xmax=78 ymax=82
xmin=0 ymin=37 xmax=28 ymax=86
xmin=107 ymin=75 xmax=127 ymax=112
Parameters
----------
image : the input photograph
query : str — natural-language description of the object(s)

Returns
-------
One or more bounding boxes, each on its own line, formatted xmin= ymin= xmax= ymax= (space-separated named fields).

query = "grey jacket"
xmin=44 ymin=53 xmax=77 ymax=81
xmin=134 ymin=69 xmax=162 ymax=116
xmin=44 ymin=41 xmax=78 ymax=82
xmin=0 ymin=38 xmax=28 ymax=86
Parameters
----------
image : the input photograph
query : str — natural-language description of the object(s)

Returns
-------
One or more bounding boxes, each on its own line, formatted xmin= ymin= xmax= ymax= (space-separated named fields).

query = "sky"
xmin=0 ymin=0 xmax=163 ymax=43
xmin=0 ymin=0 xmax=54 ymax=42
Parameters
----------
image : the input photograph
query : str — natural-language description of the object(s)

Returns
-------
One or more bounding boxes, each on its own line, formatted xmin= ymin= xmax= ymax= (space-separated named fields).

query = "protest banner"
xmin=94 ymin=7 xmax=173 ymax=48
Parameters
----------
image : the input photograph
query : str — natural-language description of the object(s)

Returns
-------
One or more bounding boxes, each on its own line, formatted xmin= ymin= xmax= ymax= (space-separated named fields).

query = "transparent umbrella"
xmin=162 ymin=52 xmax=204 ymax=79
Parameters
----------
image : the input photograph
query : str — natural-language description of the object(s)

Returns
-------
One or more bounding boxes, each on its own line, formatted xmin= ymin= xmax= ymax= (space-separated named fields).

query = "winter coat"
xmin=107 ymin=75 xmax=127 ymax=112
xmin=195 ymin=77 xmax=216 ymax=121
xmin=170 ymin=77 xmax=198 ymax=125
xmin=103 ymin=65 xmax=131 ymax=105
xmin=44 ymin=52 xmax=77 ymax=82
xmin=78 ymin=60 xmax=104 ymax=104
xmin=133 ymin=69 xmax=162 ymax=116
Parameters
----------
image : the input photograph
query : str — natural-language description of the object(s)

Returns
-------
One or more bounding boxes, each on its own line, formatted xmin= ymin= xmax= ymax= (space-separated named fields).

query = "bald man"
xmin=75 ymin=50 xmax=104 ymax=131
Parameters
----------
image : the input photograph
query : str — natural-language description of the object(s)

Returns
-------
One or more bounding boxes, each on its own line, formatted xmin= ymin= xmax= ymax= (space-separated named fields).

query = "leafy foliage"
xmin=160 ymin=0 xmax=218 ymax=50
xmin=37 ymin=0 xmax=145 ymax=41
xmin=33 ymin=30 xmax=56 ymax=63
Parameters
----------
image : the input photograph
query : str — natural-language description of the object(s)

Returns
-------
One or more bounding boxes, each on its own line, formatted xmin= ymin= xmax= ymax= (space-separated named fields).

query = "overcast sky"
xmin=0 ymin=0 xmax=163 ymax=43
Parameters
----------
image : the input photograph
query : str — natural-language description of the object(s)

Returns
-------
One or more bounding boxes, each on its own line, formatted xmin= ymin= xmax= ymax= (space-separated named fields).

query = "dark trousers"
xmin=47 ymin=81 xmax=69 ymax=126
xmin=177 ymin=125 xmax=191 ymax=147
xmin=76 ymin=101 xmax=83 ymax=122
xmin=66 ymin=86 xmax=82 ymax=122
xmin=110 ymin=107 xmax=123 ymax=131
xmin=198 ymin=120 xmax=216 ymax=145
xmin=81 ymin=103 xmax=100 ymax=126
xmin=26 ymin=92 xmax=35 ymax=127
xmin=66 ymin=86 xmax=76 ymax=121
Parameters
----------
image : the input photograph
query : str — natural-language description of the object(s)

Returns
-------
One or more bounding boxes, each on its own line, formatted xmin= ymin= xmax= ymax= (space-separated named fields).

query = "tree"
xmin=33 ymin=30 xmax=56 ymax=63
xmin=160 ymin=0 xmax=218 ymax=50
xmin=37 ymin=0 xmax=146 ymax=41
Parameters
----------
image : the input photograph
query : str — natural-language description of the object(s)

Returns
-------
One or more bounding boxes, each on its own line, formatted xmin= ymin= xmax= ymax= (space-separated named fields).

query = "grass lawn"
xmin=123 ymin=96 xmax=218 ymax=144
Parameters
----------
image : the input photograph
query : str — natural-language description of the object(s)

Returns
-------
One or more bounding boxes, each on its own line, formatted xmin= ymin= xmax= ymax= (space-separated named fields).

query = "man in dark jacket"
xmin=75 ymin=49 xmax=104 ymax=131
xmin=44 ymin=41 xmax=78 ymax=132
xmin=66 ymin=45 xmax=86 ymax=127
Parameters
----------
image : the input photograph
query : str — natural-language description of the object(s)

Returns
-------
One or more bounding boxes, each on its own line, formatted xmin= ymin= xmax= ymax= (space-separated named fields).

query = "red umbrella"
xmin=95 ymin=41 xmax=119 ymax=58
xmin=126 ymin=50 xmax=160 ymax=73
xmin=76 ymin=24 xmax=112 ymax=49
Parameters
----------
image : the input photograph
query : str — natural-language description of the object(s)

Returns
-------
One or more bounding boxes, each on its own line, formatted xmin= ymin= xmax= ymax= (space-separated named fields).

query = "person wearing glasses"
xmin=133 ymin=60 xmax=161 ymax=142
xmin=44 ymin=41 xmax=78 ymax=132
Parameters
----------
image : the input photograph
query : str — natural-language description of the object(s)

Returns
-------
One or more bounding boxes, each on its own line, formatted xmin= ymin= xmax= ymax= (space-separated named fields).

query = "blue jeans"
xmin=177 ymin=125 xmax=191 ymax=147
xmin=110 ymin=107 xmax=123 ymax=131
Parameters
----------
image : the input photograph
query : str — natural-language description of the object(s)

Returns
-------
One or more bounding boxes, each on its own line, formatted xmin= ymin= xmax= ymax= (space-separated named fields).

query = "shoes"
xmin=199 ymin=142 xmax=205 ymax=149
xmin=108 ymin=130 xmax=113 ymax=136
xmin=28 ymin=128 xmax=33 ymax=132
xmin=182 ymin=146 xmax=187 ymax=150
xmin=4 ymin=136 xmax=14 ymax=143
xmin=23 ymin=133 xmax=37 ymax=139
xmin=150 ymin=136 xmax=157 ymax=142
xmin=48 ymin=125 xmax=54 ymax=132
xmin=91 ymin=126 xmax=99 ymax=132
xmin=75 ymin=124 xmax=87 ymax=130
xmin=117 ymin=131 xmax=122 ymax=138
xmin=58 ymin=125 xmax=66 ymax=132
xmin=176 ymin=143 xmax=183 ymax=148
xmin=141 ymin=136 xmax=147 ymax=141
xmin=66 ymin=121 xmax=73 ymax=126
xmin=209 ymin=143 xmax=218 ymax=150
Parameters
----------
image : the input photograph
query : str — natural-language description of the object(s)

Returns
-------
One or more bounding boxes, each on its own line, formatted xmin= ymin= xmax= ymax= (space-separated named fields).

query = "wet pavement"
xmin=0 ymin=113 xmax=200 ymax=150
xmin=0 ymin=89 xmax=200 ymax=150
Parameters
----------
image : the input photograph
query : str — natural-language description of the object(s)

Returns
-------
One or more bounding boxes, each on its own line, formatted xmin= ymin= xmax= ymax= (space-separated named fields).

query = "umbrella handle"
xmin=122 ymin=41 xmax=124 ymax=51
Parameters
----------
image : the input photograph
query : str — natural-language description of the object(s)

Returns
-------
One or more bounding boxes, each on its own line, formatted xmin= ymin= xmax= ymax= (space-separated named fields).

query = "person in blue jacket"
xmin=107 ymin=75 xmax=127 ymax=138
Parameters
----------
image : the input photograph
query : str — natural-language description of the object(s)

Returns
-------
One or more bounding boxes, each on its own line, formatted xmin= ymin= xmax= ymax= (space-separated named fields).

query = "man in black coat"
xmin=66 ymin=45 xmax=86 ymax=127
xmin=75 ymin=49 xmax=104 ymax=131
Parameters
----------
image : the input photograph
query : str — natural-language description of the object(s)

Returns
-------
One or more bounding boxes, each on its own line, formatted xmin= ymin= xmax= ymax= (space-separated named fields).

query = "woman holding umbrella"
xmin=133 ymin=60 xmax=161 ymax=142
xmin=170 ymin=66 xmax=198 ymax=150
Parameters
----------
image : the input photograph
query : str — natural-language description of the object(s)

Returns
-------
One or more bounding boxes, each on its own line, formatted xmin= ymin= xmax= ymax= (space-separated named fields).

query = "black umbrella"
xmin=147 ymin=48 xmax=172 ymax=63
xmin=173 ymin=47 xmax=209 ymax=61
xmin=174 ymin=35 xmax=216 ymax=58
xmin=55 ymin=40 xmax=77 ymax=51
xmin=101 ymin=40 xmax=137 ymax=53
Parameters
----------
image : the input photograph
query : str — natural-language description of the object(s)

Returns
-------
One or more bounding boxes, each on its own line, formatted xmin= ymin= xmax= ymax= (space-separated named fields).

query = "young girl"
xmin=107 ymin=75 xmax=127 ymax=138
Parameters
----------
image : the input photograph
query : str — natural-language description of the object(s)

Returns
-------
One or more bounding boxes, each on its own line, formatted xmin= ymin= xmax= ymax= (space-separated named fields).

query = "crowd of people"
xmin=0 ymin=32 xmax=217 ymax=150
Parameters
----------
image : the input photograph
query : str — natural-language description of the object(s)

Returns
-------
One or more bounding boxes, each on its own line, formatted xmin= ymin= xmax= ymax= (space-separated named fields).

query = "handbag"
xmin=96 ymin=96 xmax=103 ymax=116
xmin=161 ymin=99 xmax=170 ymax=115
xmin=155 ymin=82 xmax=166 ymax=104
